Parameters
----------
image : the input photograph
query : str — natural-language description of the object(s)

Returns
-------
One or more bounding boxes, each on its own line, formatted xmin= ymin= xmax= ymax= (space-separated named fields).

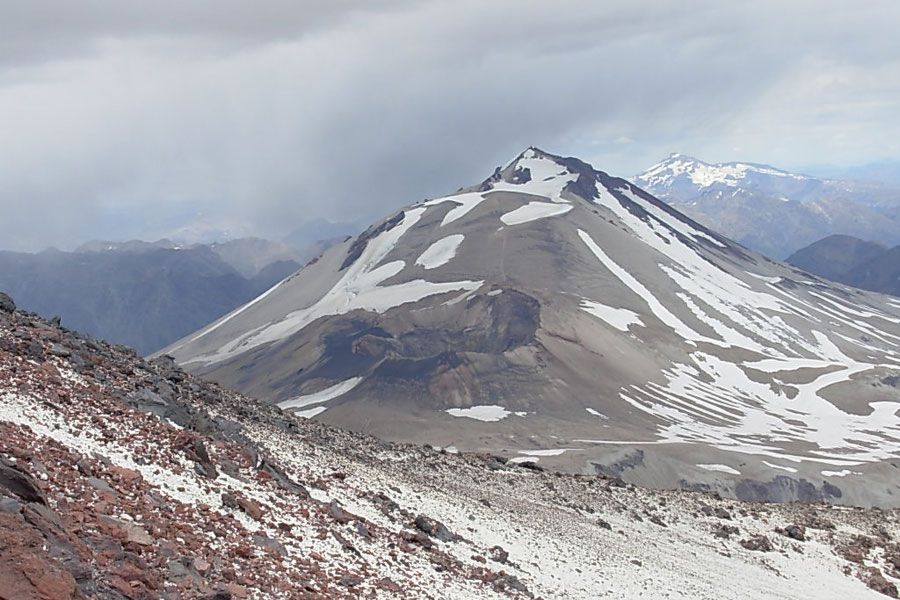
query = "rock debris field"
xmin=1 ymin=293 xmax=899 ymax=599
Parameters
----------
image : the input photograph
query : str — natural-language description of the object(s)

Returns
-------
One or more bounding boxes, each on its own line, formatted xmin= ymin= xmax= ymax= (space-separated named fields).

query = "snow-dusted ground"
xmin=248 ymin=402 xmax=898 ymax=600
xmin=5 ymin=303 xmax=900 ymax=599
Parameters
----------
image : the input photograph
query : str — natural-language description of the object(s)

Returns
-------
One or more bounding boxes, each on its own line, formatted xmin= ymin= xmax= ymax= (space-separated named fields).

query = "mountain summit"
xmin=165 ymin=148 xmax=900 ymax=506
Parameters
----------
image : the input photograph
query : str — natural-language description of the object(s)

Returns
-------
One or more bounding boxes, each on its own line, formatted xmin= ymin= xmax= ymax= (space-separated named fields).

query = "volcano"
xmin=164 ymin=148 xmax=900 ymax=506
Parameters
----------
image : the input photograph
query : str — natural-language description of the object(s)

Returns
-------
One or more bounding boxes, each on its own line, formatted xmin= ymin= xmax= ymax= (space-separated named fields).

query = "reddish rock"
xmin=863 ymin=567 xmax=899 ymax=598
xmin=236 ymin=498 xmax=264 ymax=521
xmin=0 ymin=513 xmax=79 ymax=600
xmin=193 ymin=558 xmax=211 ymax=575
xmin=109 ymin=466 xmax=142 ymax=485
xmin=375 ymin=577 xmax=402 ymax=594
xmin=109 ymin=576 xmax=137 ymax=598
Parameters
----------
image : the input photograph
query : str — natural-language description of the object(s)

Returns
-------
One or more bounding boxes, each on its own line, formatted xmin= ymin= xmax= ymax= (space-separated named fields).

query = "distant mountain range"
xmin=803 ymin=159 xmax=900 ymax=186
xmin=0 ymin=237 xmax=317 ymax=354
xmin=634 ymin=154 xmax=900 ymax=259
xmin=787 ymin=234 xmax=900 ymax=297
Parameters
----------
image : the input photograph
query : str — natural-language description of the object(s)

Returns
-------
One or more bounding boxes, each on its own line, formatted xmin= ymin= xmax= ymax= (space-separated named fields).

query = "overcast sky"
xmin=2 ymin=0 xmax=899 ymax=251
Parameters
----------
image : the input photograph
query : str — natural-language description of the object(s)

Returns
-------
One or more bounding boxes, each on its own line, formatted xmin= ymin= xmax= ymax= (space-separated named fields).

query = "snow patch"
xmin=277 ymin=377 xmax=363 ymax=410
xmin=415 ymin=234 xmax=464 ymax=270
xmin=294 ymin=406 xmax=328 ymax=419
xmin=518 ymin=449 xmax=567 ymax=457
xmin=580 ymin=299 xmax=643 ymax=332
xmin=423 ymin=192 xmax=486 ymax=227
xmin=445 ymin=405 xmax=510 ymax=422
xmin=763 ymin=461 xmax=798 ymax=474
xmin=697 ymin=463 xmax=741 ymax=475
xmin=586 ymin=408 xmax=608 ymax=419
xmin=500 ymin=202 xmax=573 ymax=226
xmin=821 ymin=469 xmax=859 ymax=478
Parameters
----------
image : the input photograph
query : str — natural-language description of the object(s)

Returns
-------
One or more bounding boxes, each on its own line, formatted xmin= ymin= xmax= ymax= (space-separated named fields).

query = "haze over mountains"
xmin=0 ymin=238 xmax=309 ymax=355
xmin=788 ymin=235 xmax=900 ymax=298
xmin=164 ymin=148 xmax=900 ymax=507
xmin=635 ymin=154 xmax=900 ymax=259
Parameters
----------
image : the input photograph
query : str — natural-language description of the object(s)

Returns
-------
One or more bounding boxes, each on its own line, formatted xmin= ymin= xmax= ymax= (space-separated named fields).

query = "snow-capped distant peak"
xmin=636 ymin=154 xmax=809 ymax=192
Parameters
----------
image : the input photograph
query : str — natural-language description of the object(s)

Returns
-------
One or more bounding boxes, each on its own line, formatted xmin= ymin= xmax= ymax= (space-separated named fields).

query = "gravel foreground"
xmin=1 ymin=295 xmax=899 ymax=599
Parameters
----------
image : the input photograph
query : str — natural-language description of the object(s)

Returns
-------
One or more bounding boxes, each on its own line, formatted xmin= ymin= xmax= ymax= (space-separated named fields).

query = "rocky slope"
xmin=0 ymin=240 xmax=303 ymax=355
xmin=3 ymin=293 xmax=900 ymax=599
xmin=788 ymin=235 xmax=900 ymax=297
xmin=164 ymin=148 xmax=900 ymax=508
xmin=634 ymin=154 xmax=900 ymax=259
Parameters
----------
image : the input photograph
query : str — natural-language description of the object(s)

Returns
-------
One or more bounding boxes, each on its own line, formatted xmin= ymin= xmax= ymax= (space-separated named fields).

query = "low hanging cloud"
xmin=2 ymin=0 xmax=899 ymax=250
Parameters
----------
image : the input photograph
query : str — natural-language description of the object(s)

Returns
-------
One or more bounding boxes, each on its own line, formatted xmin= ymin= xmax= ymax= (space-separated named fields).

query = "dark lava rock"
xmin=0 ymin=292 xmax=15 ymax=313
xmin=863 ymin=567 xmax=899 ymax=598
xmin=649 ymin=515 xmax=667 ymax=527
xmin=735 ymin=475 xmax=841 ymax=502
xmin=414 ymin=514 xmax=457 ymax=542
xmin=0 ymin=459 xmax=47 ymax=504
xmin=489 ymin=545 xmax=509 ymax=564
xmin=714 ymin=524 xmax=740 ymax=539
xmin=221 ymin=491 xmax=240 ymax=510
xmin=593 ymin=449 xmax=644 ymax=479
xmin=776 ymin=524 xmax=806 ymax=541
xmin=49 ymin=344 xmax=71 ymax=358
xmin=400 ymin=529 xmax=433 ymax=548
xmin=518 ymin=461 xmax=544 ymax=472
xmin=740 ymin=535 xmax=774 ymax=552
xmin=0 ymin=496 xmax=22 ymax=514
xmin=328 ymin=500 xmax=354 ymax=524
xmin=25 ymin=340 xmax=45 ymax=361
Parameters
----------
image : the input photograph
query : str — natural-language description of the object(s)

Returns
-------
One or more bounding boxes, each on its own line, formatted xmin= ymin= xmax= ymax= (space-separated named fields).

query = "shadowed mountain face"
xmin=0 ymin=241 xmax=302 ymax=355
xmin=634 ymin=154 xmax=900 ymax=259
xmin=167 ymin=148 xmax=900 ymax=506
xmin=788 ymin=235 xmax=900 ymax=297
xmin=787 ymin=235 xmax=889 ymax=283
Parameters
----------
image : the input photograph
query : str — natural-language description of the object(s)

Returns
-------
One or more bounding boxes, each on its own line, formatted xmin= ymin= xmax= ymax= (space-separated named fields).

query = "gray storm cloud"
xmin=1 ymin=0 xmax=899 ymax=250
